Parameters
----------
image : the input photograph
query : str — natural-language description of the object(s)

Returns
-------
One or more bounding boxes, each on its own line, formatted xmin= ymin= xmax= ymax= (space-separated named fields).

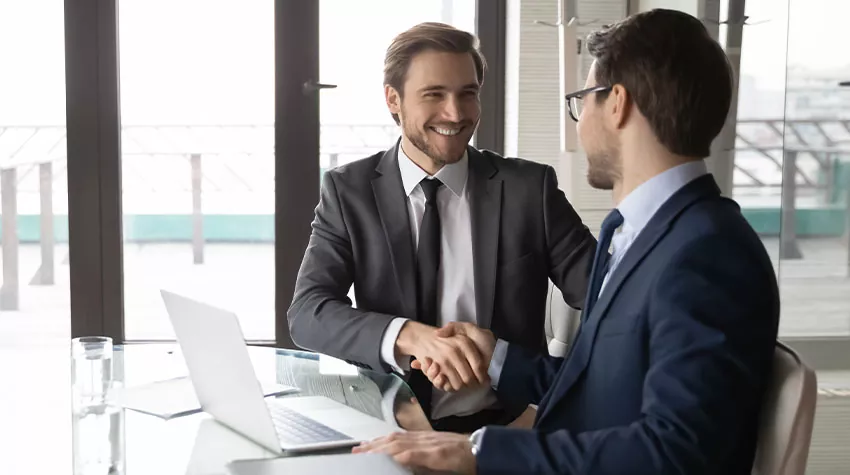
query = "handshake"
xmin=398 ymin=321 xmax=497 ymax=392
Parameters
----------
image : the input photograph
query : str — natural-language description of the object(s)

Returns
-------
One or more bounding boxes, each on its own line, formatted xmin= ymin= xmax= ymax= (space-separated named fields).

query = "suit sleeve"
xmin=476 ymin=234 xmax=779 ymax=475
xmin=287 ymin=172 xmax=398 ymax=371
xmin=494 ymin=342 xmax=564 ymax=408
xmin=542 ymin=165 xmax=597 ymax=308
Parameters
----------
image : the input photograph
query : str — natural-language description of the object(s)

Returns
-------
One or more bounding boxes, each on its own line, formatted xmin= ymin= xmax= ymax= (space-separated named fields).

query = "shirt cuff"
xmin=380 ymin=317 xmax=411 ymax=374
xmin=488 ymin=339 xmax=510 ymax=390
xmin=469 ymin=427 xmax=486 ymax=457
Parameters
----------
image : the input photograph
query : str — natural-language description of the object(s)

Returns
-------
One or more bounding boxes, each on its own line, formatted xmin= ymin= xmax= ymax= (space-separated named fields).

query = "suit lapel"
xmin=536 ymin=174 xmax=722 ymax=424
xmin=468 ymin=148 xmax=502 ymax=330
xmin=372 ymin=143 xmax=418 ymax=320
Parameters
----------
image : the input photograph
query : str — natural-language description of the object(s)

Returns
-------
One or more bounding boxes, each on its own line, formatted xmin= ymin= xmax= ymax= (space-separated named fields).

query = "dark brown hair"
xmin=384 ymin=22 xmax=487 ymax=124
xmin=586 ymin=9 xmax=733 ymax=157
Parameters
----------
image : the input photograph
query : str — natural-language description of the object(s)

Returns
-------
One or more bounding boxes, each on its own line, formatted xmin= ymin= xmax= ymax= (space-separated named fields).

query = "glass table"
xmin=0 ymin=343 xmax=421 ymax=474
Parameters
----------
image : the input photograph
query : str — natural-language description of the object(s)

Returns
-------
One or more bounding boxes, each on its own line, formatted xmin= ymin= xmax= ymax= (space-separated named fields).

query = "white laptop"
xmin=226 ymin=453 xmax=412 ymax=475
xmin=160 ymin=290 xmax=400 ymax=453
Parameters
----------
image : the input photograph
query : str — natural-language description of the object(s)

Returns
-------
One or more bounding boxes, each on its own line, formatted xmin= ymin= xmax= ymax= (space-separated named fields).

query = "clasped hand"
xmin=411 ymin=322 xmax=496 ymax=392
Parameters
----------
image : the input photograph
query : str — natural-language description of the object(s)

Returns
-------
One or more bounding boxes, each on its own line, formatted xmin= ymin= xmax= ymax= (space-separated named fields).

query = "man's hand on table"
xmin=353 ymin=430 xmax=476 ymax=474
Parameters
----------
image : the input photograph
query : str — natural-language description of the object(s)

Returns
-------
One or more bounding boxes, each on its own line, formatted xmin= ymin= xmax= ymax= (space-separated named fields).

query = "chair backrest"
xmin=752 ymin=342 xmax=818 ymax=475
xmin=544 ymin=281 xmax=582 ymax=357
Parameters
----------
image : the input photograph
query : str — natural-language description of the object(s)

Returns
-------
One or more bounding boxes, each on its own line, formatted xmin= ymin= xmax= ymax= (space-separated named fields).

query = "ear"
xmin=385 ymin=85 xmax=401 ymax=116
xmin=609 ymin=84 xmax=631 ymax=130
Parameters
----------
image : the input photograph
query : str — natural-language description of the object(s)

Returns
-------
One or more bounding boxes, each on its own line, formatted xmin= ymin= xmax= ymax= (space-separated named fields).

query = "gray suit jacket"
xmin=288 ymin=143 xmax=596 ymax=372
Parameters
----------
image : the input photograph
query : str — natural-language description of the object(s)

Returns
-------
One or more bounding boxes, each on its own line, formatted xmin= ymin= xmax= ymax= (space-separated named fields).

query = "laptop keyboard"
xmin=267 ymin=402 xmax=353 ymax=447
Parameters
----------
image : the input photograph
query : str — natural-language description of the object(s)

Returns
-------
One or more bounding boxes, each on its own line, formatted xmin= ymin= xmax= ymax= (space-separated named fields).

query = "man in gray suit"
xmin=288 ymin=22 xmax=596 ymax=433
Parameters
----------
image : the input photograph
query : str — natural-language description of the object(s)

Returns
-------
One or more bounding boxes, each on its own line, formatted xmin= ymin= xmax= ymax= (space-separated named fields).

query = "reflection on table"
xmin=63 ymin=344 xmax=421 ymax=474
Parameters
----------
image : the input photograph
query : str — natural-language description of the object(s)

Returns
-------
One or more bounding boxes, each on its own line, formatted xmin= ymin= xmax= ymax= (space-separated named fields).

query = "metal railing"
xmin=733 ymin=119 xmax=850 ymax=191
xmin=2 ymin=120 xmax=850 ymax=310
xmin=0 ymin=124 xmax=401 ymax=310
xmin=732 ymin=119 xmax=850 ymax=259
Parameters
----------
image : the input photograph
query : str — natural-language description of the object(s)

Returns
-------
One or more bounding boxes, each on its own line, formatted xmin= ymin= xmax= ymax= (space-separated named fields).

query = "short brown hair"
xmin=586 ymin=9 xmax=733 ymax=157
xmin=384 ymin=22 xmax=487 ymax=124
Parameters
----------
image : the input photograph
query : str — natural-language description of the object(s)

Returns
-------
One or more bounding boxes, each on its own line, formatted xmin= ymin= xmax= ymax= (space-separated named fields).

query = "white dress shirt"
xmin=379 ymin=146 xmax=498 ymax=420
xmin=488 ymin=160 xmax=709 ymax=388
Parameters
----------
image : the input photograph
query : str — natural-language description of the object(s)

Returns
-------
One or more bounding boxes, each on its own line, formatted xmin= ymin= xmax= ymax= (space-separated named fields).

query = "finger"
xmin=434 ymin=322 xmax=458 ymax=338
xmin=412 ymin=356 xmax=434 ymax=372
xmin=425 ymin=361 xmax=440 ymax=381
xmin=420 ymin=358 xmax=434 ymax=375
xmin=446 ymin=345 xmax=475 ymax=388
xmin=426 ymin=362 xmax=440 ymax=380
xmin=363 ymin=437 xmax=410 ymax=457
xmin=441 ymin=355 xmax=466 ymax=390
xmin=434 ymin=351 xmax=464 ymax=390
xmin=353 ymin=436 xmax=385 ymax=453
xmin=454 ymin=335 xmax=487 ymax=384
xmin=357 ymin=432 xmax=407 ymax=454
xmin=435 ymin=376 xmax=453 ymax=392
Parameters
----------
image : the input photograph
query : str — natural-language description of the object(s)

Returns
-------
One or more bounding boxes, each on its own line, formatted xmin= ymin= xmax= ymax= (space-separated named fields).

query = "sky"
xmin=0 ymin=0 xmax=845 ymax=125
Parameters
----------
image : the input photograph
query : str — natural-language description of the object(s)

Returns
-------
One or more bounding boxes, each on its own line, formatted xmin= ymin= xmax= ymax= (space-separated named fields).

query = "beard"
xmin=401 ymin=117 xmax=473 ymax=167
xmin=586 ymin=146 xmax=621 ymax=190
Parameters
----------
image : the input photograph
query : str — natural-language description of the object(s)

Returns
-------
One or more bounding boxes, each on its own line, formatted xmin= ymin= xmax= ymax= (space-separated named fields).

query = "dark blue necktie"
xmin=583 ymin=209 xmax=624 ymax=320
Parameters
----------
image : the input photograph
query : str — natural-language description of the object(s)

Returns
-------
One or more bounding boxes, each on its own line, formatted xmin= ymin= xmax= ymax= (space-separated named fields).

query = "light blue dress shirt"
xmin=488 ymin=160 xmax=709 ymax=388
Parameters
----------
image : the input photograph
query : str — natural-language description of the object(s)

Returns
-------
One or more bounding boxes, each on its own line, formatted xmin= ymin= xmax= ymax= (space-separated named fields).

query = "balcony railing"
xmin=2 ymin=121 xmax=850 ymax=310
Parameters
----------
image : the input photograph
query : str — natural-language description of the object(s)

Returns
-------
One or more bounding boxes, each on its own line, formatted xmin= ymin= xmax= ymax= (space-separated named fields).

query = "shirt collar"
xmin=397 ymin=145 xmax=468 ymax=198
xmin=618 ymin=160 xmax=708 ymax=233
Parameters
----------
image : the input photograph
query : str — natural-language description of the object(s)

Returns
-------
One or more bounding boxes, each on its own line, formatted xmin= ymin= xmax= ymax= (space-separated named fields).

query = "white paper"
xmin=319 ymin=354 xmax=360 ymax=376
xmin=109 ymin=376 xmax=299 ymax=419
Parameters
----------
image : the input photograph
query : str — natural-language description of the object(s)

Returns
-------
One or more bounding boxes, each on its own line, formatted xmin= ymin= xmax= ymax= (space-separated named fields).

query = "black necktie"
xmin=583 ymin=209 xmax=624 ymax=320
xmin=416 ymin=178 xmax=443 ymax=327
xmin=410 ymin=177 xmax=443 ymax=418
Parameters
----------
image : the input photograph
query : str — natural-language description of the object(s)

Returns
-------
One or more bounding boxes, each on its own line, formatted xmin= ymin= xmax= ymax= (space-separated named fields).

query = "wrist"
xmin=395 ymin=321 xmax=430 ymax=357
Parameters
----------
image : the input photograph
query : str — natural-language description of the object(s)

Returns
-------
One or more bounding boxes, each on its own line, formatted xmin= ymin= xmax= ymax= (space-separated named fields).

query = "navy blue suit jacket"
xmin=478 ymin=175 xmax=780 ymax=474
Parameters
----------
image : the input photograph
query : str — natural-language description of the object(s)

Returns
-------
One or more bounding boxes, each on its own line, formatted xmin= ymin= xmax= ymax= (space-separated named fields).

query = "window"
xmin=0 ymin=0 xmax=71 ymax=466
xmin=318 ymin=0 xmax=477 ymax=172
xmin=118 ymin=0 xmax=276 ymax=340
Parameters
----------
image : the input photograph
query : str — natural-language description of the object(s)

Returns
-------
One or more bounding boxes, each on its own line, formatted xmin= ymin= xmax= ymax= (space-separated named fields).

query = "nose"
xmin=441 ymin=95 xmax=463 ymax=123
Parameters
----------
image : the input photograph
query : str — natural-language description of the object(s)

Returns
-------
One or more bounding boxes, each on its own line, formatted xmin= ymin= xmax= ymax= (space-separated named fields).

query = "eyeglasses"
xmin=564 ymin=86 xmax=613 ymax=122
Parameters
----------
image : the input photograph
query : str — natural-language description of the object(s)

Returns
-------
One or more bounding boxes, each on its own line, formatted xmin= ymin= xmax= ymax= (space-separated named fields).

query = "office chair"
xmin=752 ymin=342 xmax=818 ymax=475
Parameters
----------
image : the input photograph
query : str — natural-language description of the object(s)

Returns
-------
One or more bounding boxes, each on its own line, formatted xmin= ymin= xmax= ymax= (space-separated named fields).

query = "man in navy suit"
xmin=354 ymin=8 xmax=780 ymax=474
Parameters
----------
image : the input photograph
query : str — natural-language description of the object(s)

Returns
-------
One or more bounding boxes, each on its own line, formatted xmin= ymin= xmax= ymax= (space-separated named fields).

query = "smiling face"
xmin=385 ymin=49 xmax=481 ymax=170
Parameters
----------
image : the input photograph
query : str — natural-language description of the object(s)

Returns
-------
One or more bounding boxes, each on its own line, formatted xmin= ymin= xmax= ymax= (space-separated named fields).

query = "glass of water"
xmin=71 ymin=336 xmax=113 ymax=411
xmin=71 ymin=336 xmax=124 ymax=475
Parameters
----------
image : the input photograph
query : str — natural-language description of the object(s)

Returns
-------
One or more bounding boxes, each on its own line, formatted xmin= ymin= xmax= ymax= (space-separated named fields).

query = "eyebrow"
xmin=417 ymin=83 xmax=480 ymax=93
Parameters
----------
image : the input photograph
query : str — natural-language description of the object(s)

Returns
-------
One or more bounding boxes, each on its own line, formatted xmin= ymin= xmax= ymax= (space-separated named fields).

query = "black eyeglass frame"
xmin=564 ymin=85 xmax=614 ymax=122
